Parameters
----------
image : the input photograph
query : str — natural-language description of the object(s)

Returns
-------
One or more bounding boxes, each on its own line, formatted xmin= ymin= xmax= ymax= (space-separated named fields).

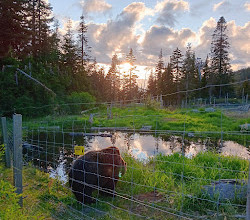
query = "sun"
xmin=119 ymin=62 xmax=132 ymax=73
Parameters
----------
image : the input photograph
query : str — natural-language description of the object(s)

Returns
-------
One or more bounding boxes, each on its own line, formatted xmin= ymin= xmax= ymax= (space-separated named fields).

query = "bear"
xmin=68 ymin=146 xmax=127 ymax=204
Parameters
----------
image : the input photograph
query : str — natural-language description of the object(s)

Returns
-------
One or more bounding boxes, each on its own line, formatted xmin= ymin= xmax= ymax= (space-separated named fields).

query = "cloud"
xmin=86 ymin=2 xmax=152 ymax=63
xmin=155 ymin=0 xmax=189 ymax=27
xmin=244 ymin=2 xmax=250 ymax=11
xmin=194 ymin=18 xmax=250 ymax=70
xmin=139 ymin=25 xmax=195 ymax=65
xmin=213 ymin=1 xmax=231 ymax=12
xmin=79 ymin=0 xmax=112 ymax=14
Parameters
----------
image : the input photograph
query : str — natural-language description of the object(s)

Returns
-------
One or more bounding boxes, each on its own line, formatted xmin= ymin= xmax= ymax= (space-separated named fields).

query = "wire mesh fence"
xmin=5 ymin=106 xmax=245 ymax=220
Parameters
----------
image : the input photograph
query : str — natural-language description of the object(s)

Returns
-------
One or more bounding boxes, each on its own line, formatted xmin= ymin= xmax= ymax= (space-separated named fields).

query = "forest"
xmin=0 ymin=0 xmax=249 ymax=117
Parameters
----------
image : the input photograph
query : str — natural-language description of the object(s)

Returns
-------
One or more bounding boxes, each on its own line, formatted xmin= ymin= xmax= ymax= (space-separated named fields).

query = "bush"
xmin=0 ymin=180 xmax=25 ymax=219
xmin=144 ymin=95 xmax=161 ymax=110
xmin=66 ymin=92 xmax=96 ymax=114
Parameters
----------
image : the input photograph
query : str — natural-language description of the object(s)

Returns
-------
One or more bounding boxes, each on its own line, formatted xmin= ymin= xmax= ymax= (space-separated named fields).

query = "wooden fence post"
xmin=13 ymin=114 xmax=23 ymax=207
xmin=1 ymin=117 xmax=11 ymax=168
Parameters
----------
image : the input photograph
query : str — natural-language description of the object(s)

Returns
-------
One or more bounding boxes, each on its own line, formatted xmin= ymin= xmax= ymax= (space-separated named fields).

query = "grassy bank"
xmin=23 ymin=106 xmax=250 ymax=131
xmin=22 ymin=106 xmax=250 ymax=145
xmin=0 ymin=145 xmax=249 ymax=219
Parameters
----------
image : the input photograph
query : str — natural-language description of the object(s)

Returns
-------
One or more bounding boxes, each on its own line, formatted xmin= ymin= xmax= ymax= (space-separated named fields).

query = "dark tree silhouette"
xmin=210 ymin=16 xmax=232 ymax=98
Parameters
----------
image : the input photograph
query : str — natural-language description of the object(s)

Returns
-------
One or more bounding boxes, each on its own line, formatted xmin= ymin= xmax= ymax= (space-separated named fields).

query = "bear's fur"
xmin=68 ymin=146 xmax=127 ymax=204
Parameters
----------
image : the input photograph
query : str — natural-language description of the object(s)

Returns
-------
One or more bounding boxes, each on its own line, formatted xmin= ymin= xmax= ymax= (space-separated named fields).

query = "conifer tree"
xmin=0 ymin=0 xmax=29 ymax=58
xmin=182 ymin=44 xmax=199 ymax=100
xmin=170 ymin=47 xmax=183 ymax=103
xmin=147 ymin=71 xmax=157 ymax=96
xmin=155 ymin=49 xmax=165 ymax=95
xmin=61 ymin=19 xmax=77 ymax=70
xmin=122 ymin=48 xmax=138 ymax=100
xmin=77 ymin=14 xmax=91 ymax=67
xmin=210 ymin=16 xmax=232 ymax=98
xmin=106 ymin=54 xmax=121 ymax=101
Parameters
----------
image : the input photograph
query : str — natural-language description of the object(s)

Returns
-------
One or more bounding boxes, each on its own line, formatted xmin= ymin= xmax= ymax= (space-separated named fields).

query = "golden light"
xmin=119 ymin=62 xmax=132 ymax=73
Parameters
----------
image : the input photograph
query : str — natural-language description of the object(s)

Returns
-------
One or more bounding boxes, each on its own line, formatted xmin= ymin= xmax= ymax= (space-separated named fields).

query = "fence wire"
xmin=16 ymin=109 xmax=249 ymax=220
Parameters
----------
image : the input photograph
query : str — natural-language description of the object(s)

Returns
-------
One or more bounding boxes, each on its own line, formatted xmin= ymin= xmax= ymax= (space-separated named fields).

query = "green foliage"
xmin=66 ymin=92 xmax=96 ymax=114
xmin=0 ymin=180 xmax=25 ymax=220
xmin=144 ymin=96 xmax=161 ymax=110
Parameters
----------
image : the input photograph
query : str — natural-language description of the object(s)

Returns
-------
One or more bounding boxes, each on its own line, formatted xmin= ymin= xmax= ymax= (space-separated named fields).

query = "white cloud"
xmin=213 ymin=1 xmax=231 ymax=11
xmin=194 ymin=18 xmax=250 ymax=71
xmin=155 ymin=0 xmax=189 ymax=27
xmin=86 ymin=2 xmax=152 ymax=63
xmin=80 ymin=0 xmax=112 ymax=14
xmin=244 ymin=2 xmax=250 ymax=11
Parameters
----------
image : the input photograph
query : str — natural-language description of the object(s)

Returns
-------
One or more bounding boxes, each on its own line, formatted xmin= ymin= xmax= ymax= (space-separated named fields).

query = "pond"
xmin=23 ymin=130 xmax=249 ymax=183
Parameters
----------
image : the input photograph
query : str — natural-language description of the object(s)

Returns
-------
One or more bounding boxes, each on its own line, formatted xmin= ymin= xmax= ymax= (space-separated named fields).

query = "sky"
xmin=48 ymin=0 xmax=250 ymax=79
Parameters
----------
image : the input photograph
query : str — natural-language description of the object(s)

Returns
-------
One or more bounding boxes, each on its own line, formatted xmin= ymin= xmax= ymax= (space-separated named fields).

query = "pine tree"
xmin=0 ymin=0 xmax=29 ymax=59
xmin=170 ymin=47 xmax=183 ymax=104
xmin=61 ymin=19 xmax=77 ymax=69
xmin=201 ymin=55 xmax=211 ymax=98
xmin=147 ymin=71 xmax=157 ymax=96
xmin=210 ymin=16 xmax=232 ymax=98
xmin=77 ymin=14 xmax=91 ymax=67
xmin=182 ymin=44 xmax=199 ymax=101
xmin=155 ymin=49 xmax=165 ymax=95
xmin=26 ymin=0 xmax=53 ymax=57
xmin=122 ymin=48 xmax=138 ymax=101
xmin=161 ymin=63 xmax=174 ymax=105
xmin=106 ymin=54 xmax=121 ymax=102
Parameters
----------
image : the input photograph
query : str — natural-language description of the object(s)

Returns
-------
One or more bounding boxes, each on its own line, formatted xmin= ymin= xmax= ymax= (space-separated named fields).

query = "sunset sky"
xmin=49 ymin=0 xmax=250 ymax=78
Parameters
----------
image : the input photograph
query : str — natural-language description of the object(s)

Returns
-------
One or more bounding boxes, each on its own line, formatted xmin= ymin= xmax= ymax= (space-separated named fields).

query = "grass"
xmin=22 ymin=106 xmax=250 ymax=132
xmin=21 ymin=106 xmax=250 ymax=146
xmin=0 ymin=144 xmax=249 ymax=219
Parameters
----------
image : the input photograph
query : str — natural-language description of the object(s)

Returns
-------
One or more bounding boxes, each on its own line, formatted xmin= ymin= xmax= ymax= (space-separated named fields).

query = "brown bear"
xmin=68 ymin=146 xmax=127 ymax=204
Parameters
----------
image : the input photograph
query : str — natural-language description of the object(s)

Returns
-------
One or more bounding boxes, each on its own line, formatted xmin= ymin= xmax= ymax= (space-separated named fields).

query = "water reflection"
xmin=79 ymin=132 xmax=250 ymax=160
xmin=24 ymin=131 xmax=249 ymax=182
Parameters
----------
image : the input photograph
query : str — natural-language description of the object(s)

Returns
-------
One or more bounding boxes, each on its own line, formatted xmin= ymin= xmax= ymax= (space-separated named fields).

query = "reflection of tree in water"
xmin=124 ymin=133 xmax=133 ymax=150
xmin=110 ymin=132 xmax=120 ymax=146
xmin=155 ymin=136 xmax=160 ymax=154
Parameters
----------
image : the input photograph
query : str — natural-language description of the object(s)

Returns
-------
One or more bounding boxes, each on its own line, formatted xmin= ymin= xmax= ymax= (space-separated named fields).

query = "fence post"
xmin=1 ymin=117 xmax=11 ymax=168
xmin=247 ymin=160 xmax=250 ymax=220
xmin=13 ymin=114 xmax=23 ymax=207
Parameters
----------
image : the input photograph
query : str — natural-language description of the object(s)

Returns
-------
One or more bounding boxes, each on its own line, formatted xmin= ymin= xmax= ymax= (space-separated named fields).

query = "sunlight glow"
xmin=119 ymin=62 xmax=132 ymax=73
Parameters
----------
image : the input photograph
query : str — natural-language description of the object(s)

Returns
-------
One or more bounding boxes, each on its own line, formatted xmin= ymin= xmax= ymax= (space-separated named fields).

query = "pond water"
xmin=23 ymin=131 xmax=249 ymax=183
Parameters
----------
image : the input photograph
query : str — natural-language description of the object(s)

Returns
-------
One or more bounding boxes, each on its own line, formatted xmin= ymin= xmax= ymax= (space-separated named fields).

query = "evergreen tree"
xmin=26 ymin=0 xmax=53 ymax=57
xmin=0 ymin=0 xmax=29 ymax=59
xmin=61 ymin=19 xmax=77 ymax=69
xmin=210 ymin=16 xmax=232 ymax=98
xmin=201 ymin=55 xmax=211 ymax=98
xmin=147 ymin=71 xmax=157 ymax=96
xmin=155 ymin=49 xmax=165 ymax=95
xmin=161 ymin=63 xmax=174 ymax=105
xmin=170 ymin=47 xmax=183 ymax=104
xmin=106 ymin=54 xmax=121 ymax=102
xmin=77 ymin=14 xmax=91 ymax=67
xmin=122 ymin=48 xmax=138 ymax=101
xmin=182 ymin=44 xmax=199 ymax=101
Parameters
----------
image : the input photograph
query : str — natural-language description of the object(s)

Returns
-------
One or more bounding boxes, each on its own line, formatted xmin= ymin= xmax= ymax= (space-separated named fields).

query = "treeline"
xmin=147 ymin=16 xmax=249 ymax=106
xmin=0 ymin=0 xmax=142 ymax=116
xmin=0 ymin=1 xmax=249 ymax=117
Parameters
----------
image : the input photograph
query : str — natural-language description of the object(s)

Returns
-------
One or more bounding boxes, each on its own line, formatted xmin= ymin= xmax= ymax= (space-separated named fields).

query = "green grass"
xmin=21 ymin=106 xmax=250 ymax=145
xmin=22 ymin=106 xmax=250 ymax=131
xmin=0 ymin=144 xmax=248 ymax=219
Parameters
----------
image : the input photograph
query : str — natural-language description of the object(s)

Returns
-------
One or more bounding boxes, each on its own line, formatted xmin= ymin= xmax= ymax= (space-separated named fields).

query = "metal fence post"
xmin=1 ymin=117 xmax=11 ymax=168
xmin=247 ymin=160 xmax=250 ymax=220
xmin=13 ymin=114 xmax=23 ymax=207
